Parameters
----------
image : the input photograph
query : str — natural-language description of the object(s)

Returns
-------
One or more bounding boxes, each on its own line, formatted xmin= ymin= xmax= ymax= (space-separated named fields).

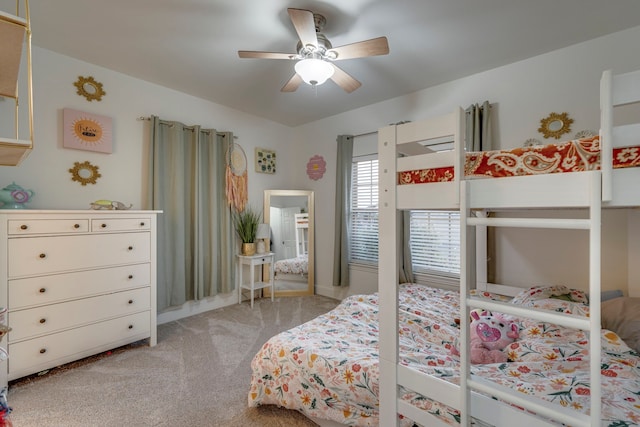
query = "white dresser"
xmin=0 ymin=210 xmax=159 ymax=387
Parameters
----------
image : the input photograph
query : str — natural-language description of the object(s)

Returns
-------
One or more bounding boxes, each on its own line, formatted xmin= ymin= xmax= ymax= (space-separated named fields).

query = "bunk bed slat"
xmin=397 ymin=364 xmax=460 ymax=409
xmin=606 ymin=167 xmax=640 ymax=207
xmin=397 ymin=150 xmax=456 ymax=171
xmin=468 ymin=171 xmax=599 ymax=209
xmin=612 ymin=69 xmax=640 ymax=106
xmin=397 ymin=400 xmax=452 ymax=427
xmin=396 ymin=111 xmax=457 ymax=144
xmin=397 ymin=182 xmax=459 ymax=210
xmin=468 ymin=377 xmax=590 ymax=427
xmin=467 ymin=297 xmax=590 ymax=330
xmin=612 ymin=123 xmax=640 ymax=147
xmin=468 ymin=216 xmax=590 ymax=229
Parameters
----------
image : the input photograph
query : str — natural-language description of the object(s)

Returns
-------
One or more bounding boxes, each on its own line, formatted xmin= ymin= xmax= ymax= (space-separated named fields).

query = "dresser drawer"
xmin=91 ymin=218 xmax=151 ymax=232
xmin=8 ymin=311 xmax=151 ymax=378
xmin=8 ymin=232 xmax=151 ymax=277
xmin=8 ymin=287 xmax=150 ymax=342
xmin=9 ymin=263 xmax=150 ymax=310
xmin=7 ymin=219 xmax=89 ymax=235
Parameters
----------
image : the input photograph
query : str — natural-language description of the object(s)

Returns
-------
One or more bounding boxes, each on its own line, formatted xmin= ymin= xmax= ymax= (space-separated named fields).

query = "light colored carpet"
xmin=7 ymin=295 xmax=340 ymax=426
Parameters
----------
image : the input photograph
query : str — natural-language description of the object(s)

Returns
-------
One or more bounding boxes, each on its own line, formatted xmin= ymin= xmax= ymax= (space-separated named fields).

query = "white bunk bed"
xmin=295 ymin=212 xmax=309 ymax=257
xmin=247 ymin=68 xmax=640 ymax=427
xmin=378 ymin=68 xmax=640 ymax=427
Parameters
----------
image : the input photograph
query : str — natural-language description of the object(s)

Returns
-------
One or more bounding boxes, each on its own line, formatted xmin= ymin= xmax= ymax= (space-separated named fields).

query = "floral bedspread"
xmin=248 ymin=284 xmax=640 ymax=426
xmin=274 ymin=254 xmax=308 ymax=275
xmin=399 ymin=136 xmax=640 ymax=184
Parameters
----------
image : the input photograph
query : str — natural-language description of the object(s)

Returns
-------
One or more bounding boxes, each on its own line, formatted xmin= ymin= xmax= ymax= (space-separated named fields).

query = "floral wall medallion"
xmin=69 ymin=161 xmax=101 ymax=186
xmin=306 ymin=155 xmax=326 ymax=180
xmin=538 ymin=112 xmax=573 ymax=139
xmin=73 ymin=76 xmax=106 ymax=102
xmin=63 ymin=108 xmax=113 ymax=153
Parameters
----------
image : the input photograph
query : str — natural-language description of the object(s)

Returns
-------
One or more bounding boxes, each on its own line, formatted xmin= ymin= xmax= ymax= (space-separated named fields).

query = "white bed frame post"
xmin=378 ymin=122 xmax=401 ymax=426
xmin=459 ymin=180 xmax=472 ymax=426
xmin=600 ymin=69 xmax=613 ymax=202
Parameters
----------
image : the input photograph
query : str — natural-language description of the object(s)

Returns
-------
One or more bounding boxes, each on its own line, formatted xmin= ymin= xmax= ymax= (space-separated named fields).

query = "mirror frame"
xmin=537 ymin=112 xmax=573 ymax=140
xmin=73 ymin=76 xmax=106 ymax=102
xmin=263 ymin=189 xmax=315 ymax=296
xmin=69 ymin=160 xmax=101 ymax=186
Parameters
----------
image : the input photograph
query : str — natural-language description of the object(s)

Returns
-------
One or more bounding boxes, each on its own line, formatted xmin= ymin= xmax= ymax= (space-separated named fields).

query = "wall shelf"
xmin=0 ymin=1 xmax=33 ymax=166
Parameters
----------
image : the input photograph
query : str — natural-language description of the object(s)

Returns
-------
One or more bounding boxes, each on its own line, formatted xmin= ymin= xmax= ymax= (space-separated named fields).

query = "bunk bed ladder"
xmin=460 ymin=172 xmax=602 ymax=427
xmin=378 ymin=108 xmax=465 ymax=427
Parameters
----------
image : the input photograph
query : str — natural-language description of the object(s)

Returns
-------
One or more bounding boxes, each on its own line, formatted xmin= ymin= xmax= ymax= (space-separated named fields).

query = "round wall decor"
xmin=69 ymin=161 xmax=101 ymax=186
xmin=73 ymin=76 xmax=106 ymax=102
xmin=306 ymin=155 xmax=326 ymax=180
xmin=538 ymin=112 xmax=573 ymax=139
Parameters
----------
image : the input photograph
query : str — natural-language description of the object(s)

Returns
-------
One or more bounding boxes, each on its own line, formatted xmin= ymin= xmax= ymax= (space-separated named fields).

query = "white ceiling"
xmin=12 ymin=0 xmax=640 ymax=127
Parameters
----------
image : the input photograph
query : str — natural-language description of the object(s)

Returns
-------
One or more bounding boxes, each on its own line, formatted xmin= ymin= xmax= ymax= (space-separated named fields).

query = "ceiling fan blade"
xmin=288 ymin=8 xmax=318 ymax=49
xmin=328 ymin=37 xmax=390 ymax=60
xmin=281 ymin=73 xmax=303 ymax=92
xmin=330 ymin=64 xmax=362 ymax=93
xmin=238 ymin=51 xmax=297 ymax=60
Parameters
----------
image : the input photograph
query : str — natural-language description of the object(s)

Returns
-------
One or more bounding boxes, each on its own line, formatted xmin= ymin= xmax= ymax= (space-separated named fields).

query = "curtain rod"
xmin=353 ymin=130 xmax=378 ymax=138
xmin=137 ymin=116 xmax=237 ymax=138
xmin=352 ymin=120 xmax=414 ymax=138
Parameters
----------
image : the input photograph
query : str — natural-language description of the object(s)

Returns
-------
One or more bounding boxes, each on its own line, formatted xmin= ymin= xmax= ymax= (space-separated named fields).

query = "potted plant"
xmin=233 ymin=206 xmax=261 ymax=256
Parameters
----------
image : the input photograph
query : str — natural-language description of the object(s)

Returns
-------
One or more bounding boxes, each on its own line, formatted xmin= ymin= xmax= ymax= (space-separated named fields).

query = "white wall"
xmin=295 ymin=25 xmax=640 ymax=299
xmin=0 ymin=47 xmax=299 ymax=322
xmin=3 ymin=25 xmax=640 ymax=311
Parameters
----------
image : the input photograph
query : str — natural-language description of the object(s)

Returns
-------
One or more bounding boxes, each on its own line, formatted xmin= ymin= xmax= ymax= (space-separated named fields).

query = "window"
xmin=349 ymin=157 xmax=460 ymax=276
xmin=350 ymin=155 xmax=378 ymax=264
xmin=409 ymin=210 xmax=460 ymax=275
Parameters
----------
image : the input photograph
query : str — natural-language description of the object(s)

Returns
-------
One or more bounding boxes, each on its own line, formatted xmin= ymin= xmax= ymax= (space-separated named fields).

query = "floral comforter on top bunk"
xmin=399 ymin=135 xmax=640 ymax=184
xmin=248 ymin=283 xmax=640 ymax=426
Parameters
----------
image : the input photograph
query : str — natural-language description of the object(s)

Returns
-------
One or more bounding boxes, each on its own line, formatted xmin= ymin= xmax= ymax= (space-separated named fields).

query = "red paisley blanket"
xmin=399 ymin=136 xmax=640 ymax=184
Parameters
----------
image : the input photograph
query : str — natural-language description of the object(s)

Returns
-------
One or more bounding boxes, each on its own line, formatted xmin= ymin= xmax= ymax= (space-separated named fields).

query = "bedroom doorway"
xmin=263 ymin=189 xmax=314 ymax=297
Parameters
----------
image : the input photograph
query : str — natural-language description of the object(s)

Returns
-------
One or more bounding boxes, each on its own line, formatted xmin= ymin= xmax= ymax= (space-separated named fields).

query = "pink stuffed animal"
xmin=452 ymin=310 xmax=519 ymax=364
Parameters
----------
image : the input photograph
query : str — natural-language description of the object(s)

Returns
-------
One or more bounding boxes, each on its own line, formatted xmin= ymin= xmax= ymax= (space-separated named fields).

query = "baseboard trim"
xmin=315 ymin=285 xmax=349 ymax=301
xmin=157 ymin=292 xmax=237 ymax=325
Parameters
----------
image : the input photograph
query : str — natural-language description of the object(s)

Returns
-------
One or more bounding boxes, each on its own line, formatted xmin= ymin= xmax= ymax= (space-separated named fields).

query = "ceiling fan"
xmin=238 ymin=8 xmax=389 ymax=93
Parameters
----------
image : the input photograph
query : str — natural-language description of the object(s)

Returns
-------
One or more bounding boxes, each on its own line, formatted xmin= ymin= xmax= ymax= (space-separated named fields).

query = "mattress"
xmin=248 ymin=283 xmax=640 ymax=426
xmin=399 ymin=136 xmax=640 ymax=184
xmin=274 ymin=254 xmax=308 ymax=275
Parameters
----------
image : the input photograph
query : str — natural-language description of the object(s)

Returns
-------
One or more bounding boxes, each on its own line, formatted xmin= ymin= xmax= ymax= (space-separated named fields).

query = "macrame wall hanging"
xmin=225 ymin=142 xmax=248 ymax=212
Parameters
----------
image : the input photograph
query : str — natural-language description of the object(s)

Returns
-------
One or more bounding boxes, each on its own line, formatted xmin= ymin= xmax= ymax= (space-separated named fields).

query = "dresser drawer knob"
xmin=140 ymin=222 xmax=146 ymax=227
xmin=101 ymin=223 xmax=107 ymax=228
xmin=128 ymin=324 xmax=133 ymax=329
xmin=74 ymin=223 xmax=80 ymax=229
xmin=128 ymin=299 xmax=134 ymax=304
xmin=39 ymin=288 xmax=46 ymax=293
xmin=20 ymin=224 xmax=28 ymax=230
xmin=39 ymin=318 xmax=46 ymax=324
xmin=39 ymin=348 xmax=46 ymax=354
xmin=128 ymin=274 xmax=134 ymax=279
xmin=128 ymin=246 xmax=134 ymax=251
xmin=39 ymin=253 xmax=46 ymax=259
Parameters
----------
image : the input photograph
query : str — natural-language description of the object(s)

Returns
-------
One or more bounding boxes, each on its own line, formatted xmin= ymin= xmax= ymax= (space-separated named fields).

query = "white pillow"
xmin=601 ymin=297 xmax=640 ymax=353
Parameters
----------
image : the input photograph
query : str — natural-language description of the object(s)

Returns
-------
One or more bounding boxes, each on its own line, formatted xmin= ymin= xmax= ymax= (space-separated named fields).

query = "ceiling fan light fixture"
xmin=295 ymin=58 xmax=334 ymax=86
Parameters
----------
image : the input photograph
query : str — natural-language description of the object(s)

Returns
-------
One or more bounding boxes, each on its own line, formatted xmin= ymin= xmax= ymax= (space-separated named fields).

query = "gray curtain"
xmin=465 ymin=101 xmax=493 ymax=151
xmin=333 ymin=135 xmax=353 ymax=287
xmin=146 ymin=116 xmax=234 ymax=311
xmin=399 ymin=211 xmax=414 ymax=283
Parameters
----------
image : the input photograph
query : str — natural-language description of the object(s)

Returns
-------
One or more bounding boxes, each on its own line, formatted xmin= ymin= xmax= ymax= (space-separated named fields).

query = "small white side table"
xmin=237 ymin=252 xmax=275 ymax=308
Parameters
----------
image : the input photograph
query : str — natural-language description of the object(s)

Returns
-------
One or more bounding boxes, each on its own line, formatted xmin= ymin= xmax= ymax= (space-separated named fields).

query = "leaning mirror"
xmin=263 ymin=190 xmax=314 ymax=296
